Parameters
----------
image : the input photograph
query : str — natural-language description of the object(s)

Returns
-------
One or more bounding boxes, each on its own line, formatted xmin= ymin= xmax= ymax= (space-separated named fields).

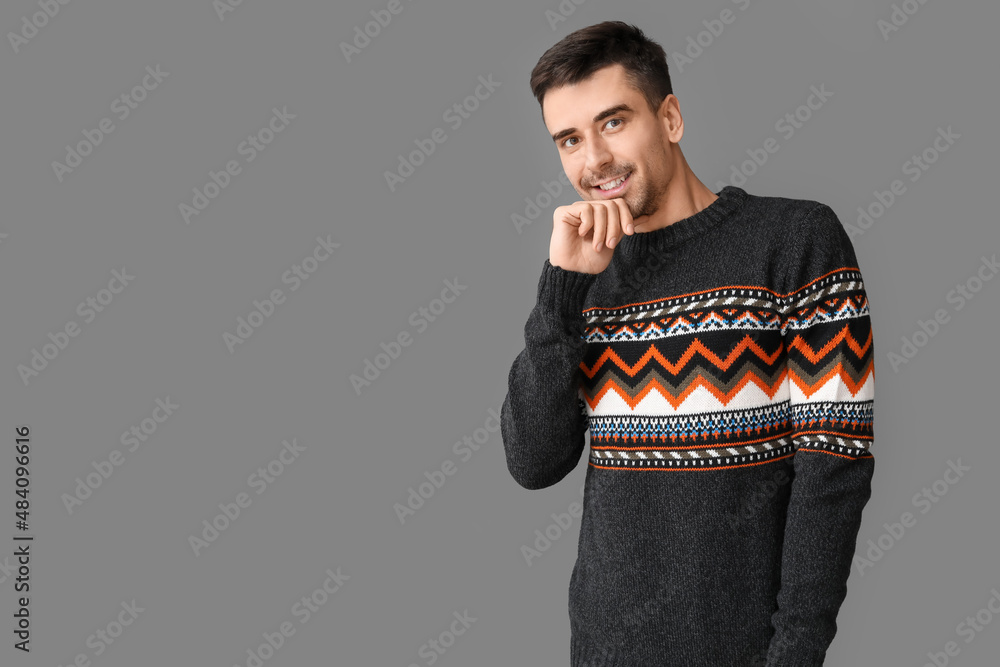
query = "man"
xmin=501 ymin=21 xmax=875 ymax=666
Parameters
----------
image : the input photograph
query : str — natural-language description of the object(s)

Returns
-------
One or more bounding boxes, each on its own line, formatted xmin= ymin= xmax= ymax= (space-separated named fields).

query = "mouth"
xmin=591 ymin=171 xmax=631 ymax=197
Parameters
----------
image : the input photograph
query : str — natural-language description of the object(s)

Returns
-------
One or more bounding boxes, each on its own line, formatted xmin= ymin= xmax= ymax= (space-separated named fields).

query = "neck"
xmin=633 ymin=169 xmax=717 ymax=234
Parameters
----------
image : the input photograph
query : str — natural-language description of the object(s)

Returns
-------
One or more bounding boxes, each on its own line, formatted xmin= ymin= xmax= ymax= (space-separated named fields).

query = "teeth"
xmin=598 ymin=173 xmax=628 ymax=190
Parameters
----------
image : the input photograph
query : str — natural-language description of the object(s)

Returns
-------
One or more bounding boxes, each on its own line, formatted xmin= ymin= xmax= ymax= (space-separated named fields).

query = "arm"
xmin=501 ymin=259 xmax=598 ymax=490
xmin=765 ymin=204 xmax=876 ymax=666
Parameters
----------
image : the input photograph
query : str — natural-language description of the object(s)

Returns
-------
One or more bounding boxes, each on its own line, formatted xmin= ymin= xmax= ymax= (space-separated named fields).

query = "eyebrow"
xmin=551 ymin=103 xmax=634 ymax=144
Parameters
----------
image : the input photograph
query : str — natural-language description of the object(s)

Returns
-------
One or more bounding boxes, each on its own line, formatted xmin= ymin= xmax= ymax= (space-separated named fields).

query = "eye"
xmin=561 ymin=118 xmax=623 ymax=148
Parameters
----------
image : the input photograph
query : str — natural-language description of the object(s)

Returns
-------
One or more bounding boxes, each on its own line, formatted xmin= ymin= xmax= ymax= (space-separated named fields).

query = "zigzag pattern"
xmin=577 ymin=269 xmax=874 ymax=469
xmin=580 ymin=336 xmax=787 ymax=410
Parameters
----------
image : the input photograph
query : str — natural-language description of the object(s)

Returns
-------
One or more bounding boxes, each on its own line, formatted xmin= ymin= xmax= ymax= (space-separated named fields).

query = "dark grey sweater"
xmin=501 ymin=185 xmax=875 ymax=666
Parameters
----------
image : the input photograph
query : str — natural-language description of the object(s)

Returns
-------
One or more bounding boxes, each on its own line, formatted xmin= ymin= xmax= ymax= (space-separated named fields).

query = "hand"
xmin=549 ymin=199 xmax=648 ymax=274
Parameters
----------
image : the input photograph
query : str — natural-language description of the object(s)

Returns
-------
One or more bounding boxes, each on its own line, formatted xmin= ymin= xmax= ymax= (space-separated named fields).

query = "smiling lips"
xmin=592 ymin=171 xmax=631 ymax=197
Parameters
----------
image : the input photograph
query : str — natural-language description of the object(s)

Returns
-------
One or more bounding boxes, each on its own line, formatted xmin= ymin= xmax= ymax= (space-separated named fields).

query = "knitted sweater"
xmin=501 ymin=185 xmax=875 ymax=666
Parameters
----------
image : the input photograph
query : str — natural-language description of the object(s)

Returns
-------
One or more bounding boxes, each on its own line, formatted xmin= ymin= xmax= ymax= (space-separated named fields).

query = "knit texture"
xmin=501 ymin=185 xmax=875 ymax=666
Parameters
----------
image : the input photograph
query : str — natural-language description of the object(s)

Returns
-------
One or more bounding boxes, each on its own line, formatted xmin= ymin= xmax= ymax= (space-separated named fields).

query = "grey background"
xmin=1 ymin=0 xmax=998 ymax=665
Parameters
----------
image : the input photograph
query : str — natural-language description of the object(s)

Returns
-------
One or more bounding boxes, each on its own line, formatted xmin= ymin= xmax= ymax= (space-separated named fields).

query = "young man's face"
xmin=543 ymin=63 xmax=676 ymax=225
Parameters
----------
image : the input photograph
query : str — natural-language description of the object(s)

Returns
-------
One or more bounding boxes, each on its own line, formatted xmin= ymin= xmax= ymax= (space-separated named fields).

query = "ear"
xmin=658 ymin=94 xmax=684 ymax=143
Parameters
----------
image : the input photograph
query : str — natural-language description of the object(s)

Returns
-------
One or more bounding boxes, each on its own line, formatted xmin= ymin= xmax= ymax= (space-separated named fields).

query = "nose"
xmin=584 ymin=136 xmax=613 ymax=182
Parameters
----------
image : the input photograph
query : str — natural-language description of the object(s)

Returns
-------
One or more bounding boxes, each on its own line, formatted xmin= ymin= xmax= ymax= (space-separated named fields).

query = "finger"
xmin=605 ymin=202 xmax=621 ymax=249
xmin=592 ymin=204 xmax=608 ymax=251
xmin=614 ymin=198 xmax=634 ymax=234
xmin=555 ymin=206 xmax=577 ymax=227
xmin=578 ymin=204 xmax=593 ymax=238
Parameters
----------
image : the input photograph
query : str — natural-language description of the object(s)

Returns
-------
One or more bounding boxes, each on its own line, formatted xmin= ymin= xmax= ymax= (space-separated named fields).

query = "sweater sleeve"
xmin=500 ymin=258 xmax=599 ymax=490
xmin=765 ymin=204 xmax=876 ymax=666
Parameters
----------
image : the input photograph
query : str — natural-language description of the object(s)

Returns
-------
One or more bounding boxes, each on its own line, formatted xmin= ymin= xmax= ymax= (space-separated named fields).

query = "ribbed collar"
xmin=615 ymin=185 xmax=748 ymax=263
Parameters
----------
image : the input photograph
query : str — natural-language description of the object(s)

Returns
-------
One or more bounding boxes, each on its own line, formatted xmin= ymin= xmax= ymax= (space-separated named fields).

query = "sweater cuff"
xmin=537 ymin=258 xmax=598 ymax=322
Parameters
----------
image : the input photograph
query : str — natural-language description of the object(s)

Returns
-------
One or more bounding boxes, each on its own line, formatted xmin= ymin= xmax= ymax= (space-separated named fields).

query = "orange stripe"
xmin=797 ymin=448 xmax=874 ymax=460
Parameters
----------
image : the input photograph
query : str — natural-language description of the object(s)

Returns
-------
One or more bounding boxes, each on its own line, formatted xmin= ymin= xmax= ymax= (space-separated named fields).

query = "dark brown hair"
xmin=530 ymin=21 xmax=673 ymax=119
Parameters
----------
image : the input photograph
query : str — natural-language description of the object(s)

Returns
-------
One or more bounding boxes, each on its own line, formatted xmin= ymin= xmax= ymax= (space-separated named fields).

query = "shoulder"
xmin=728 ymin=191 xmax=834 ymax=280
xmin=712 ymin=188 xmax=857 ymax=294
xmin=755 ymin=194 xmax=857 ymax=295
xmin=725 ymin=190 xmax=830 ymax=251
xmin=748 ymin=190 xmax=831 ymax=237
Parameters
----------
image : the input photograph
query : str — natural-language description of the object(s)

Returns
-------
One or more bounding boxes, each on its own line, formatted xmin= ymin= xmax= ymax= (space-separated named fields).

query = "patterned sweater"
xmin=501 ymin=185 xmax=875 ymax=666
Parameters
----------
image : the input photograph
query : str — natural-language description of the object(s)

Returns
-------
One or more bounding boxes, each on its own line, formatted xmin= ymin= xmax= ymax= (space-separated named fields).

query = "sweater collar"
xmin=615 ymin=185 xmax=748 ymax=262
